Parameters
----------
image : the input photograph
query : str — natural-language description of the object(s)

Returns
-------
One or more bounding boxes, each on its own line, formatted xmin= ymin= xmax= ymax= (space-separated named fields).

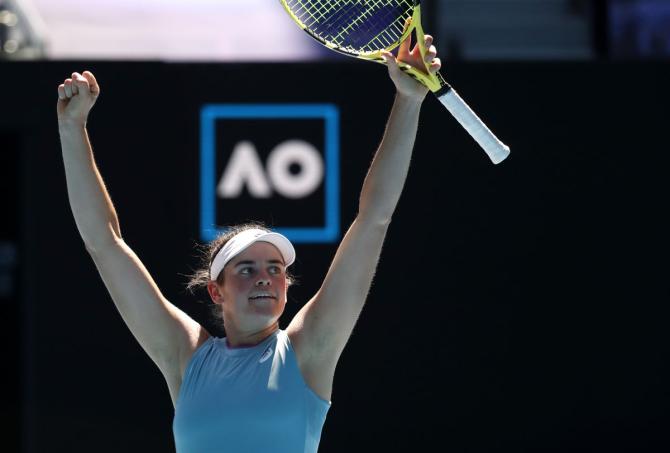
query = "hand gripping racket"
xmin=280 ymin=0 xmax=510 ymax=164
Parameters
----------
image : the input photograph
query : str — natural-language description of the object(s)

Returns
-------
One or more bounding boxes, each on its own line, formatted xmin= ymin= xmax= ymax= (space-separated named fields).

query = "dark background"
xmin=1 ymin=60 xmax=669 ymax=452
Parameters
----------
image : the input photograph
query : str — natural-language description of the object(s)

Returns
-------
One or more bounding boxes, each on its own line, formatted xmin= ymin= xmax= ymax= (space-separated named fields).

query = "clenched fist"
xmin=57 ymin=71 xmax=100 ymax=125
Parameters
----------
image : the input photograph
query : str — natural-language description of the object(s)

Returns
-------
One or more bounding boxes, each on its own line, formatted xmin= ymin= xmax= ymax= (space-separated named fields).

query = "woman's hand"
xmin=382 ymin=34 xmax=441 ymax=101
xmin=57 ymin=71 xmax=100 ymax=126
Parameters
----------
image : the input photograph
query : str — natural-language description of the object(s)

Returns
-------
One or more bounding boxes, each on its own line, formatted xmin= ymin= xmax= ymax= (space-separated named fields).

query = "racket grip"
xmin=437 ymin=88 xmax=510 ymax=164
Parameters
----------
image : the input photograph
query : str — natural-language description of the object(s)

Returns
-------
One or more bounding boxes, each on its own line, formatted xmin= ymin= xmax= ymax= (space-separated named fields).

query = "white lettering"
xmin=218 ymin=141 xmax=272 ymax=198
xmin=267 ymin=140 xmax=324 ymax=199
xmin=219 ymin=140 xmax=324 ymax=199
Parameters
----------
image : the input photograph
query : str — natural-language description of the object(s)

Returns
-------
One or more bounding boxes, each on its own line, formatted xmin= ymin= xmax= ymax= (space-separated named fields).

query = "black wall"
xmin=2 ymin=61 xmax=669 ymax=452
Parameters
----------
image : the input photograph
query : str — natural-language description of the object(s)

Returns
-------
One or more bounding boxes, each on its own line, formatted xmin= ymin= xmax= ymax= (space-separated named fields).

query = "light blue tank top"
xmin=173 ymin=329 xmax=331 ymax=453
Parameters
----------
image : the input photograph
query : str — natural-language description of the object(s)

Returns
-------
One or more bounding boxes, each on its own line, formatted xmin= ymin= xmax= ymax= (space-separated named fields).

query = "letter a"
xmin=218 ymin=141 xmax=272 ymax=198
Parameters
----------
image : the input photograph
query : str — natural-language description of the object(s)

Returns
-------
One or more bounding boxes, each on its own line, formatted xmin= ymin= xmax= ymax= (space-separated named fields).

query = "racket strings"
xmin=362 ymin=8 xmax=409 ymax=50
xmin=285 ymin=0 xmax=414 ymax=54
xmin=332 ymin=1 xmax=407 ymax=51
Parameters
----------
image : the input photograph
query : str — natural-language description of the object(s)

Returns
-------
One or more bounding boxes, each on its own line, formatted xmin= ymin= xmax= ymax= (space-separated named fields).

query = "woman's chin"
xmin=247 ymin=299 xmax=283 ymax=318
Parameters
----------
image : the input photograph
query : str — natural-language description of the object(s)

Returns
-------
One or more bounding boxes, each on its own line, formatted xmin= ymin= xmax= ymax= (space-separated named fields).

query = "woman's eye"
xmin=270 ymin=266 xmax=284 ymax=275
xmin=240 ymin=267 xmax=254 ymax=275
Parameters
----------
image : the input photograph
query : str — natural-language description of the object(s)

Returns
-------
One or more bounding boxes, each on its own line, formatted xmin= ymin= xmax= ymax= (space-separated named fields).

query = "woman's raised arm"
xmin=287 ymin=36 xmax=441 ymax=401
xmin=57 ymin=72 xmax=207 ymax=406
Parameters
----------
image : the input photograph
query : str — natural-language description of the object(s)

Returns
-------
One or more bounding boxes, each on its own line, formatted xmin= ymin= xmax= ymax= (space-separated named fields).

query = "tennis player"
xmin=57 ymin=35 xmax=440 ymax=453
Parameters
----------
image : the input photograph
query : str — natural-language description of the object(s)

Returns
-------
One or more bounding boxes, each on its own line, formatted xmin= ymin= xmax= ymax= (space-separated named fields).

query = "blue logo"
xmin=200 ymin=104 xmax=340 ymax=244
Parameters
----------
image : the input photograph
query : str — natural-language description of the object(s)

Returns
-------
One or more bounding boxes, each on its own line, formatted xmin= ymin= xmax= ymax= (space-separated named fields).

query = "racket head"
xmin=280 ymin=0 xmax=416 ymax=56
xmin=280 ymin=0 xmax=443 ymax=91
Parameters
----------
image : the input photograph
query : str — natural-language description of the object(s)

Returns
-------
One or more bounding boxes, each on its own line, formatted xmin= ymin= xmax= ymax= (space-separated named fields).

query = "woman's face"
xmin=215 ymin=241 xmax=288 ymax=332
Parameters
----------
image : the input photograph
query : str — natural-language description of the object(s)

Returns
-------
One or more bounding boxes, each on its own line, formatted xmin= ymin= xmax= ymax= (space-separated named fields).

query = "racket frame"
xmin=280 ymin=1 xmax=444 ymax=91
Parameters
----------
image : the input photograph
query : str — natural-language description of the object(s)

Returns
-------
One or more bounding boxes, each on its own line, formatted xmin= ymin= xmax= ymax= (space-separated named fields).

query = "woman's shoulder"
xmin=180 ymin=325 xmax=214 ymax=376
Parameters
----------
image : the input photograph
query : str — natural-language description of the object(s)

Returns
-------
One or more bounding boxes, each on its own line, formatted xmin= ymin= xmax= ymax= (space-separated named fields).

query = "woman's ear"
xmin=207 ymin=281 xmax=224 ymax=305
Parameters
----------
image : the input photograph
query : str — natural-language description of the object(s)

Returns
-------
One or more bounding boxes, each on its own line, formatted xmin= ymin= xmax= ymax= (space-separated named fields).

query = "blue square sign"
xmin=200 ymin=104 xmax=340 ymax=243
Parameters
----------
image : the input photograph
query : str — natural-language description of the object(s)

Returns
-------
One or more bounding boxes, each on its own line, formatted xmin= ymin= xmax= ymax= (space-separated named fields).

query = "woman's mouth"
xmin=249 ymin=293 xmax=276 ymax=301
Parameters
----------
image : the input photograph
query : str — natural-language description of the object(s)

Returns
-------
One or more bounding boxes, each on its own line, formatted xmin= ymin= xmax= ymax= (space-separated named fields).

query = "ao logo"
xmin=200 ymin=103 xmax=340 ymax=244
xmin=219 ymin=140 xmax=323 ymax=199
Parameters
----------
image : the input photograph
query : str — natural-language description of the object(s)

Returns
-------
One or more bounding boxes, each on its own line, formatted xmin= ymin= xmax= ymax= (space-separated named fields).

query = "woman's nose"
xmin=255 ymin=271 xmax=271 ymax=286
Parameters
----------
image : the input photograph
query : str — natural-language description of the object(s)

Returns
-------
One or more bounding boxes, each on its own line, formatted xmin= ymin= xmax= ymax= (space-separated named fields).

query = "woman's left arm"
xmin=287 ymin=36 xmax=441 ymax=398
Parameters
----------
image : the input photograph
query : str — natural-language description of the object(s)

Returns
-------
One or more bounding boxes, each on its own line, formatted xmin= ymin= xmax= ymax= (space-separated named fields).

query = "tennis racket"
xmin=280 ymin=0 xmax=510 ymax=164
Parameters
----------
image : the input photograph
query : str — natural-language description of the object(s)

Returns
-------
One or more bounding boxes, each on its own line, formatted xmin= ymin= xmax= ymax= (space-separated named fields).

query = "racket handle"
xmin=436 ymin=88 xmax=510 ymax=164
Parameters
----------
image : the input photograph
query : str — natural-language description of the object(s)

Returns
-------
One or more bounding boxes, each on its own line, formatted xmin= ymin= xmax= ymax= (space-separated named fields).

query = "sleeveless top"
xmin=173 ymin=329 xmax=331 ymax=453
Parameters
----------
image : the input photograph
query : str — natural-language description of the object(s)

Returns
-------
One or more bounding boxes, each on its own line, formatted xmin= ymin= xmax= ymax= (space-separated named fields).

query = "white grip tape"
xmin=438 ymin=89 xmax=510 ymax=164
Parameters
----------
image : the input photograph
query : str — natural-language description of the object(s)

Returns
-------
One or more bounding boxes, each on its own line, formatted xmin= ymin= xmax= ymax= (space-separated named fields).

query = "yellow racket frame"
xmin=280 ymin=2 xmax=447 ymax=92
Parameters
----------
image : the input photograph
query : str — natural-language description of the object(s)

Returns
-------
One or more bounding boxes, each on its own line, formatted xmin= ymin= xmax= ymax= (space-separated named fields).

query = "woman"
xmin=57 ymin=35 xmax=440 ymax=452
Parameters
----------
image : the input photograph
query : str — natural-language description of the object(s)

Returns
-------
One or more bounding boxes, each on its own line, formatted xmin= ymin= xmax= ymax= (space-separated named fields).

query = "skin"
xmin=57 ymin=33 xmax=441 ymax=405
xmin=206 ymin=242 xmax=288 ymax=348
xmin=382 ymin=34 xmax=440 ymax=99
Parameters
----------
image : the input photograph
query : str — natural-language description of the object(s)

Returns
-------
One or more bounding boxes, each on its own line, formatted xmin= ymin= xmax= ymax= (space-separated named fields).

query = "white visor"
xmin=209 ymin=229 xmax=295 ymax=281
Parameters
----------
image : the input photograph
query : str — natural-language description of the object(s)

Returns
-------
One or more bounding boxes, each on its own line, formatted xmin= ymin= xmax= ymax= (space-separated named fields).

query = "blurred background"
xmin=2 ymin=0 xmax=670 ymax=62
xmin=1 ymin=0 xmax=669 ymax=452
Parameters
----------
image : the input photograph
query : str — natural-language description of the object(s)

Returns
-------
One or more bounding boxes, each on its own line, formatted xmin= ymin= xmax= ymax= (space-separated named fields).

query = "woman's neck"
xmin=225 ymin=322 xmax=279 ymax=348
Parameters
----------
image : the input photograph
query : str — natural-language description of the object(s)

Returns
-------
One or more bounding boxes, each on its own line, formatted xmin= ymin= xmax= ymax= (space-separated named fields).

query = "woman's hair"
xmin=186 ymin=222 xmax=296 ymax=326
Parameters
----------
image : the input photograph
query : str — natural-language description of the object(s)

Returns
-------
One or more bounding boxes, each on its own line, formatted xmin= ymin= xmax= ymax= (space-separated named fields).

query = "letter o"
xmin=266 ymin=140 xmax=324 ymax=199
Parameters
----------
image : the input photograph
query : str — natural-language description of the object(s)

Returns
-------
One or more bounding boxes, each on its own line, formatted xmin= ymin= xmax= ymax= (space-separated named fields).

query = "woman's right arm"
xmin=57 ymin=71 xmax=208 ymax=386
